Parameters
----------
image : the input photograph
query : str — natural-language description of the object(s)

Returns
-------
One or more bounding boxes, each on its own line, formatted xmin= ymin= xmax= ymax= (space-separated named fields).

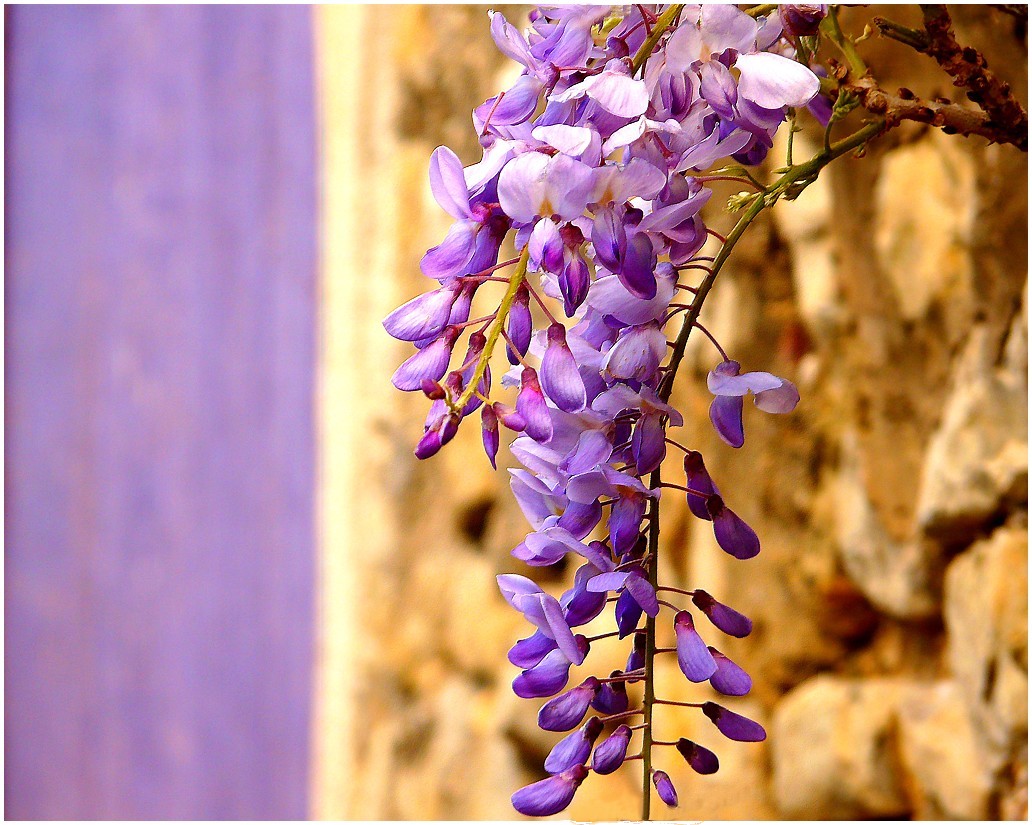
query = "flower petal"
xmin=511 ymin=764 xmax=588 ymax=817
xmin=708 ymin=496 xmax=761 ymax=560
xmin=735 ymin=52 xmax=820 ymax=109
xmin=428 ymin=146 xmax=473 ymax=220
xmin=675 ymin=738 xmax=720 ymax=775
xmin=708 ymin=647 xmax=753 ymax=696
xmin=591 ymin=725 xmax=631 ymax=775
xmin=674 ymin=610 xmax=716 ymax=682
xmin=702 ymin=701 xmax=767 ymax=742
xmin=540 ymin=324 xmax=587 ymax=412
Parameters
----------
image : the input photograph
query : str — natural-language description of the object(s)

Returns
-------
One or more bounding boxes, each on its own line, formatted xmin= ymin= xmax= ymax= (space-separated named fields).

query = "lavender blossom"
xmin=382 ymin=4 xmax=816 ymax=816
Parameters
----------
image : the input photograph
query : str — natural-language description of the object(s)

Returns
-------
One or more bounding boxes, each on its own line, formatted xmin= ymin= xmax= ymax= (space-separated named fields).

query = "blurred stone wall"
xmin=313 ymin=5 xmax=1027 ymax=820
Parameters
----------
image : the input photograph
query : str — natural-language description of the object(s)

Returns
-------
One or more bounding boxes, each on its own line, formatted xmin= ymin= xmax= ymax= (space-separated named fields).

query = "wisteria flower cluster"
xmin=383 ymin=3 xmax=820 ymax=817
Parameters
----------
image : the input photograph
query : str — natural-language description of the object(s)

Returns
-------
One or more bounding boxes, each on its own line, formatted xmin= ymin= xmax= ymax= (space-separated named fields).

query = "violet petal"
xmin=591 ymin=725 xmax=631 ymax=775
xmin=708 ymin=497 xmax=761 ymax=560
xmin=708 ymin=647 xmax=753 ymax=696
xmin=538 ymin=677 xmax=599 ymax=732
xmin=674 ymin=610 xmax=717 ymax=682
xmin=675 ymin=738 xmax=720 ymax=775
xmin=511 ymin=764 xmax=588 ymax=817
xmin=702 ymin=701 xmax=767 ymax=742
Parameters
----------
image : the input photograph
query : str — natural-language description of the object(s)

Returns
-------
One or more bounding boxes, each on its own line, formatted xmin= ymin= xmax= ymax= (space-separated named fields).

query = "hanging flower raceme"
xmin=381 ymin=3 xmax=817 ymax=817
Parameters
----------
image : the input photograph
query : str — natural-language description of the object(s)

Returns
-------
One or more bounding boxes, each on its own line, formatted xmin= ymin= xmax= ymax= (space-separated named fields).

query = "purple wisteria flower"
xmin=382 ymin=3 xmax=814 ymax=817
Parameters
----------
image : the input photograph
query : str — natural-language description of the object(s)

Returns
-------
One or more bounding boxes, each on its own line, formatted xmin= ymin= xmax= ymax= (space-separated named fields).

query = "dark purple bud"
xmin=508 ymin=630 xmax=557 ymax=669
xmin=674 ymin=610 xmax=716 ymax=682
xmin=675 ymin=738 xmax=719 ymax=775
xmin=626 ymin=632 xmax=646 ymax=677
xmin=708 ymin=647 xmax=753 ymax=696
xmin=779 ymin=3 xmax=829 ymax=37
xmin=540 ymin=324 xmax=587 ymax=412
xmin=516 ymin=367 xmax=554 ymax=443
xmin=481 ymin=404 xmax=499 ymax=469
xmin=506 ymin=283 xmax=532 ymax=365
xmin=691 ymin=590 xmax=753 ymax=638
xmin=544 ymin=716 xmax=604 ymax=774
xmin=591 ymin=725 xmax=631 ymax=775
xmin=707 ymin=496 xmax=760 ymax=560
xmin=616 ymin=589 xmax=643 ymax=639
xmin=538 ymin=677 xmax=600 ymax=732
xmin=652 ymin=769 xmax=678 ymax=807
xmin=421 ymin=378 xmax=446 ymax=400
xmin=512 ymin=763 xmax=588 ymax=817
xmin=591 ymin=671 xmax=629 ymax=715
xmin=709 ymin=393 xmax=745 ymax=448
xmin=683 ymin=451 xmax=719 ymax=521
xmin=559 ymin=255 xmax=590 ymax=317
xmin=513 ymin=648 xmax=573 ymax=698
xmin=618 ymin=231 xmax=658 ymax=300
xmin=702 ymin=701 xmax=767 ymax=742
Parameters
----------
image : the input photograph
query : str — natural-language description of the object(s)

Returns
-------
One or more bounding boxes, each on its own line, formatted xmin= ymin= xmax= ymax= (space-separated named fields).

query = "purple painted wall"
xmin=5 ymin=6 xmax=317 ymax=818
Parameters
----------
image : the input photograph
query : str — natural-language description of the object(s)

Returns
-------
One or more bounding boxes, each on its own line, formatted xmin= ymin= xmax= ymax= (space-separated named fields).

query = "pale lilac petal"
xmin=707 ymin=361 xmax=785 ymax=396
xmin=700 ymin=4 xmax=759 ymax=53
xmin=532 ymin=124 xmax=599 ymax=160
xmin=419 ymin=220 xmax=477 ymax=280
xmin=540 ymin=324 xmax=587 ymax=412
xmin=391 ymin=331 xmax=455 ymax=391
xmin=754 ymin=380 xmax=800 ymax=413
xmin=586 ymin=268 xmax=675 ymax=326
xmin=382 ymin=284 xmax=458 ymax=341
xmin=585 ymin=71 xmax=649 ymax=117
xmin=585 ymin=571 xmax=631 ymax=593
xmin=428 ymin=146 xmax=473 ymax=220
xmin=602 ymin=322 xmax=667 ymax=382
xmin=735 ymin=52 xmax=821 ymax=109
xmin=564 ymin=469 xmax=614 ymax=505
xmin=489 ymin=10 xmax=535 ymax=67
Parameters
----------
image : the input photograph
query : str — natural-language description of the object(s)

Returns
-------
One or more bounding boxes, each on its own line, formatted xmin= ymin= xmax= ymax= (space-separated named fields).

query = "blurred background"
xmin=5 ymin=4 xmax=1028 ymax=821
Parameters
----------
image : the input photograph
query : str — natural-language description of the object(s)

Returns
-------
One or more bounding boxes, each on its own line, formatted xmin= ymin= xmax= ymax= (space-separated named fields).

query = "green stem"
xmin=630 ymin=4 xmax=684 ymax=75
xmin=449 ymin=247 xmax=529 ymax=413
xmin=823 ymin=5 xmax=869 ymax=77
